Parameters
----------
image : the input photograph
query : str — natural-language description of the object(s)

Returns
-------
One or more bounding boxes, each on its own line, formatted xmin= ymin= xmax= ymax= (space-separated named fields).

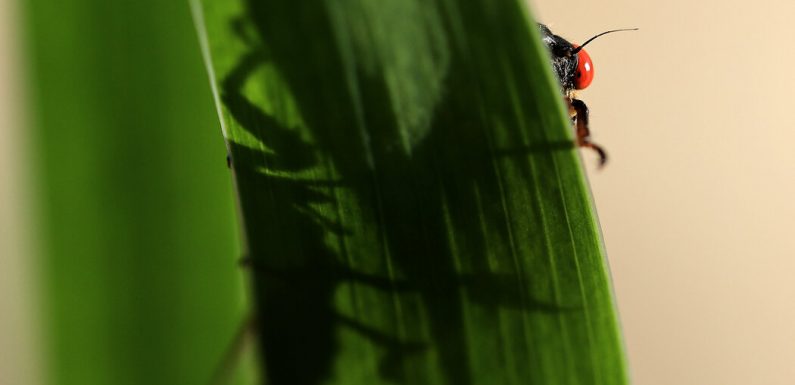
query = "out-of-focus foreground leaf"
xmin=23 ymin=1 xmax=247 ymax=384
xmin=194 ymin=0 xmax=628 ymax=384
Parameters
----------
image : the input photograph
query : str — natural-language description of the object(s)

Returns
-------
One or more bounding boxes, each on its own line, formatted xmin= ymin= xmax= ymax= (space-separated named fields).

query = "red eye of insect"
xmin=574 ymin=47 xmax=594 ymax=90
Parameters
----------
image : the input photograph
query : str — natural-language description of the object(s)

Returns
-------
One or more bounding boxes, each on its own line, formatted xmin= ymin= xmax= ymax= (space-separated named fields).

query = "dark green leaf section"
xmin=195 ymin=0 xmax=627 ymax=384
xmin=24 ymin=1 xmax=247 ymax=384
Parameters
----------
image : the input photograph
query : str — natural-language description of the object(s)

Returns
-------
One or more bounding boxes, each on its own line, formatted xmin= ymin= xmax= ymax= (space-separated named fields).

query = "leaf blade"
xmin=194 ymin=0 xmax=628 ymax=383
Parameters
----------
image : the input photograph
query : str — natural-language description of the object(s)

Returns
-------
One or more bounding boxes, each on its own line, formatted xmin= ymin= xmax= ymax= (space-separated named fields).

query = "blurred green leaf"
xmin=194 ymin=0 xmax=627 ymax=384
xmin=24 ymin=1 xmax=247 ymax=384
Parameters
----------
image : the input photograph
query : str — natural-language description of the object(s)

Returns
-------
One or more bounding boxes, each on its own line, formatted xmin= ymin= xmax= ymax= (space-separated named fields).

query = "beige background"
xmin=534 ymin=0 xmax=795 ymax=384
xmin=0 ymin=0 xmax=42 ymax=383
xmin=3 ymin=0 xmax=795 ymax=384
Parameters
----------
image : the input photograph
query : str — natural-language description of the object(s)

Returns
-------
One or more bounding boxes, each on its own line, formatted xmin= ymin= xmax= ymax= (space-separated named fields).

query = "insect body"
xmin=538 ymin=24 xmax=636 ymax=166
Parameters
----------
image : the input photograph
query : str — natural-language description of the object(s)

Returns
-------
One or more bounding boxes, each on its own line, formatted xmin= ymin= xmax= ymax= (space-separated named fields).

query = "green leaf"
xmin=193 ymin=0 xmax=628 ymax=384
xmin=23 ymin=1 xmax=248 ymax=384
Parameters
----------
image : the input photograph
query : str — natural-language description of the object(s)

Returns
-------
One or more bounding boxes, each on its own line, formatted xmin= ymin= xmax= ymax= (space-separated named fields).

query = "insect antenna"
xmin=572 ymin=28 xmax=638 ymax=53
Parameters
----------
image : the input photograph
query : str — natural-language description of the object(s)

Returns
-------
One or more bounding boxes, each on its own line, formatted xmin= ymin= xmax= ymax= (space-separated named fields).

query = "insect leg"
xmin=570 ymin=98 xmax=608 ymax=166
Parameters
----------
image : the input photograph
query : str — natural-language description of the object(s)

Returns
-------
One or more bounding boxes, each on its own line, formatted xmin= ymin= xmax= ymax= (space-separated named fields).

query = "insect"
xmin=539 ymin=24 xmax=637 ymax=166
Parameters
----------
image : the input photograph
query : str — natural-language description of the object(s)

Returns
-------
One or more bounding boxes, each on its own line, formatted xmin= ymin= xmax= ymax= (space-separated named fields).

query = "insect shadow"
xmin=222 ymin=2 xmax=577 ymax=385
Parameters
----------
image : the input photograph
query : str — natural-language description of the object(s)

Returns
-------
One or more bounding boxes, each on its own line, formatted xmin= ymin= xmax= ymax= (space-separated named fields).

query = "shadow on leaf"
xmin=221 ymin=1 xmax=580 ymax=384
